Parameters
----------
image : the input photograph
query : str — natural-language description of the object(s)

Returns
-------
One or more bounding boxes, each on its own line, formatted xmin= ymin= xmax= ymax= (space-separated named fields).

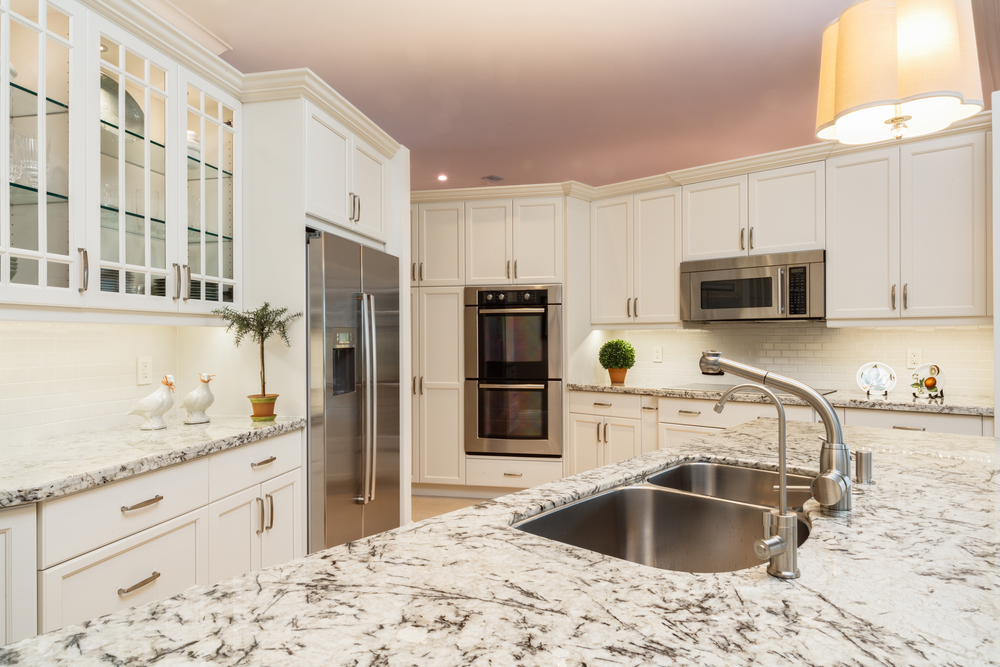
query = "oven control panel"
xmin=479 ymin=290 xmax=548 ymax=307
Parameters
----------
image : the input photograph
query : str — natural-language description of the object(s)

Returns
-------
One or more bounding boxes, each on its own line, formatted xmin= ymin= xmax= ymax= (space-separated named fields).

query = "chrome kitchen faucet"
xmin=700 ymin=351 xmax=852 ymax=514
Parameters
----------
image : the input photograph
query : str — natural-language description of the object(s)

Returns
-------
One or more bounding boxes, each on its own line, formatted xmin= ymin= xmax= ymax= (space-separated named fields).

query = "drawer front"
xmin=39 ymin=507 xmax=209 ymax=634
xmin=568 ymin=391 xmax=641 ymax=419
xmin=844 ymin=408 xmax=983 ymax=436
xmin=39 ymin=458 xmax=209 ymax=569
xmin=209 ymin=431 xmax=302 ymax=502
xmin=465 ymin=456 xmax=564 ymax=489
xmin=657 ymin=397 xmax=812 ymax=428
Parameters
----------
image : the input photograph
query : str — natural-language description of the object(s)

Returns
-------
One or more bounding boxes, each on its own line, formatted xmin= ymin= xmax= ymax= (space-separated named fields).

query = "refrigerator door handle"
xmin=359 ymin=293 xmax=372 ymax=505
xmin=368 ymin=293 xmax=378 ymax=502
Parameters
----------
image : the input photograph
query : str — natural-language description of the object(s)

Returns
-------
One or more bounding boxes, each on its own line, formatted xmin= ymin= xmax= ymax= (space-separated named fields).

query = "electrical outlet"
xmin=137 ymin=356 xmax=152 ymax=385
xmin=653 ymin=346 xmax=663 ymax=363
xmin=906 ymin=348 xmax=922 ymax=369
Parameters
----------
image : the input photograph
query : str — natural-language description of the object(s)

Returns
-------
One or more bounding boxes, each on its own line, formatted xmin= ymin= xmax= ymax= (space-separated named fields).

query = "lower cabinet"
xmin=569 ymin=412 xmax=642 ymax=474
xmin=0 ymin=504 xmax=36 ymax=646
xmin=207 ymin=469 xmax=302 ymax=583
xmin=842 ymin=408 xmax=985 ymax=436
xmin=465 ymin=456 xmax=563 ymax=488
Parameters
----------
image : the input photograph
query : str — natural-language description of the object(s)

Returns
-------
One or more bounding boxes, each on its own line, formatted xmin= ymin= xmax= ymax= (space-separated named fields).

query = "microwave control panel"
xmin=788 ymin=266 xmax=808 ymax=316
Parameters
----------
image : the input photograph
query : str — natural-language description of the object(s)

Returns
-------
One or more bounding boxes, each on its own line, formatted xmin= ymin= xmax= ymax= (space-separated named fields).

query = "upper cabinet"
xmin=465 ymin=196 xmax=563 ymax=286
xmin=591 ymin=187 xmax=681 ymax=326
xmin=681 ymin=175 xmax=746 ymax=261
xmin=826 ymin=132 xmax=987 ymax=322
xmin=747 ymin=162 xmax=825 ymax=255
xmin=305 ymin=104 xmax=387 ymax=243
xmin=414 ymin=201 xmax=464 ymax=286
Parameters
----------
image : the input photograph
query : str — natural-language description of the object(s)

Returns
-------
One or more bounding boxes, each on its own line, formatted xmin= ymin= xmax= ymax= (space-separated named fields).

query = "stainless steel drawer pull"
xmin=118 ymin=571 xmax=160 ymax=596
xmin=678 ymin=410 xmax=701 ymax=416
xmin=903 ymin=283 xmax=908 ymax=309
xmin=121 ymin=495 xmax=163 ymax=513
xmin=257 ymin=497 xmax=265 ymax=535
xmin=642 ymin=406 xmax=657 ymax=411
xmin=420 ymin=376 xmax=424 ymax=394
xmin=251 ymin=456 xmax=276 ymax=468
xmin=503 ymin=472 xmax=523 ymax=478
xmin=596 ymin=422 xmax=601 ymax=442
xmin=411 ymin=263 xmax=416 ymax=281
xmin=627 ymin=298 xmax=631 ymax=317
xmin=419 ymin=262 xmax=425 ymax=281
xmin=266 ymin=493 xmax=275 ymax=530
xmin=604 ymin=422 xmax=608 ymax=442
xmin=507 ymin=260 xmax=511 ymax=279
xmin=893 ymin=425 xmax=926 ymax=431
xmin=593 ymin=402 xmax=612 ymax=407
xmin=740 ymin=228 xmax=745 ymax=250
xmin=514 ymin=260 xmax=518 ymax=278
xmin=412 ymin=376 xmax=417 ymax=394
xmin=78 ymin=248 xmax=89 ymax=293
xmin=891 ymin=284 xmax=896 ymax=310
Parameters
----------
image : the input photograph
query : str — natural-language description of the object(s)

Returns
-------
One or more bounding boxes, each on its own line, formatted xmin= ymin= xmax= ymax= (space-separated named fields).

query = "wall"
xmin=0 ymin=323 xmax=179 ymax=445
xmin=575 ymin=322 xmax=994 ymax=396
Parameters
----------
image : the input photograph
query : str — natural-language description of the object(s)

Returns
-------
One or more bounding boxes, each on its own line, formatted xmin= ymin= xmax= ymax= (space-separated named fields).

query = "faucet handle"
xmin=812 ymin=469 xmax=850 ymax=506
xmin=754 ymin=535 xmax=788 ymax=561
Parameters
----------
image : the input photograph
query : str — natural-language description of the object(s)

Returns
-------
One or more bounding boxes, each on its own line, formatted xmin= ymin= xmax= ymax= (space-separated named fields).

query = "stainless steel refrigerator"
xmin=306 ymin=230 xmax=400 ymax=552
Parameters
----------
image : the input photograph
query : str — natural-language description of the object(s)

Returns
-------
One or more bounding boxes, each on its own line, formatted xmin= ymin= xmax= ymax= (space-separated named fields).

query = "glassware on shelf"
xmin=99 ymin=72 xmax=143 ymax=136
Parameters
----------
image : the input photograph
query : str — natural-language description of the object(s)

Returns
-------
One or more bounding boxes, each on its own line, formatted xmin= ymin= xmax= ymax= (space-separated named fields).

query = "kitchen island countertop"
xmin=3 ymin=418 xmax=997 ymax=665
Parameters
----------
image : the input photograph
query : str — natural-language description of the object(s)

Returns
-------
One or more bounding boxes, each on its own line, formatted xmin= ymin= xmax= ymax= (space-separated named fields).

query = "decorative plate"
xmin=856 ymin=362 xmax=897 ymax=393
xmin=911 ymin=363 xmax=945 ymax=397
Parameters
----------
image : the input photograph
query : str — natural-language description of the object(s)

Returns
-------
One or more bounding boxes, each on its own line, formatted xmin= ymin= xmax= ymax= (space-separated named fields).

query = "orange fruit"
xmin=924 ymin=377 xmax=936 ymax=389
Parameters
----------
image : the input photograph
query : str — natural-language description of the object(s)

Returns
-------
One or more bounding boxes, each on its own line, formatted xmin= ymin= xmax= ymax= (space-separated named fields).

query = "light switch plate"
xmin=906 ymin=349 xmax=922 ymax=369
xmin=137 ymin=356 xmax=152 ymax=385
xmin=653 ymin=346 xmax=663 ymax=363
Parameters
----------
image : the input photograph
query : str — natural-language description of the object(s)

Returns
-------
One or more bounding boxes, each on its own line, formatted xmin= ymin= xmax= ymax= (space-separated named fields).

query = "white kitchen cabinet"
xmin=410 ymin=287 xmax=420 ymax=483
xmin=640 ymin=397 xmax=659 ymax=454
xmin=305 ymin=104 xmax=387 ymax=243
xmin=416 ymin=202 xmax=464 ymax=286
xmin=748 ymin=162 xmax=825 ymax=255
xmin=568 ymin=413 xmax=640 ymax=474
xmin=465 ymin=456 xmax=563 ymax=489
xmin=409 ymin=204 xmax=418 ymax=286
xmin=416 ymin=287 xmax=465 ymax=484
xmin=465 ymin=199 xmax=512 ymax=285
xmin=826 ymin=132 xmax=987 ymax=322
xmin=590 ymin=188 xmax=681 ymax=325
xmin=843 ymin=408 xmax=984 ymax=436
xmin=259 ymin=470 xmax=302 ymax=569
xmin=681 ymin=175 xmax=747 ymax=261
xmin=0 ymin=505 xmax=36 ymax=646
xmin=658 ymin=423 xmax=723 ymax=453
xmin=465 ymin=197 xmax=563 ymax=286
xmin=603 ymin=417 xmax=641 ymax=466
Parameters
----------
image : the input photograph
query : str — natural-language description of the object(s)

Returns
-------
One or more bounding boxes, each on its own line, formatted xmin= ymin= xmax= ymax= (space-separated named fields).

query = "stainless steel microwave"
xmin=680 ymin=251 xmax=825 ymax=322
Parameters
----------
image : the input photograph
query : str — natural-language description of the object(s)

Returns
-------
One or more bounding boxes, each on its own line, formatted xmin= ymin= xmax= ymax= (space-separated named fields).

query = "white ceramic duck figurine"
xmin=181 ymin=373 xmax=215 ymax=425
xmin=128 ymin=375 xmax=175 ymax=430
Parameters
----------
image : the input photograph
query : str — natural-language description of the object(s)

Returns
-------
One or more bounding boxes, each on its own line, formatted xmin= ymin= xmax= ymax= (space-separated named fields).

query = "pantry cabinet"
xmin=590 ymin=187 xmax=681 ymax=325
xmin=414 ymin=202 xmax=464 ymax=286
xmin=747 ymin=162 xmax=825 ymax=255
xmin=681 ymin=175 xmax=747 ymax=261
xmin=0 ymin=504 xmax=36 ymax=646
xmin=464 ymin=196 xmax=563 ymax=286
xmin=826 ymin=132 xmax=987 ymax=322
xmin=410 ymin=287 xmax=420 ymax=483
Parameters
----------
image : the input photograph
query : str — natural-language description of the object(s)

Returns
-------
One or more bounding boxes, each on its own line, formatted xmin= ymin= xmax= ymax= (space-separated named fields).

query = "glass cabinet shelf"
xmin=187 ymin=155 xmax=231 ymax=180
xmin=9 ymin=182 xmax=69 ymax=206
xmin=100 ymin=204 xmax=165 ymax=225
xmin=187 ymin=225 xmax=231 ymax=241
xmin=10 ymin=83 xmax=68 ymax=118
xmin=100 ymin=121 xmax=165 ymax=175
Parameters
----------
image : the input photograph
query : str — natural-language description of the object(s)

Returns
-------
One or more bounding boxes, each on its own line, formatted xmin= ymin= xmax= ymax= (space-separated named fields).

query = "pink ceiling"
xmin=168 ymin=0 xmax=994 ymax=191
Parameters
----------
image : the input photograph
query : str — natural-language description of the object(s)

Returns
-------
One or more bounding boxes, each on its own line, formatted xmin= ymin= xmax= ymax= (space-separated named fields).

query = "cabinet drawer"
xmin=844 ymin=408 xmax=983 ymax=436
xmin=569 ymin=391 xmax=641 ymax=419
xmin=209 ymin=431 xmax=302 ymax=502
xmin=657 ymin=397 xmax=812 ymax=428
xmin=39 ymin=458 xmax=209 ymax=569
xmin=465 ymin=456 xmax=564 ymax=489
xmin=38 ymin=507 xmax=209 ymax=634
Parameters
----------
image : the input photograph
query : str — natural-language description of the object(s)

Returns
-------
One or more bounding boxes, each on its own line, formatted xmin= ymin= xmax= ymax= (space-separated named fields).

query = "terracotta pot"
xmin=248 ymin=394 xmax=279 ymax=422
xmin=608 ymin=368 xmax=627 ymax=385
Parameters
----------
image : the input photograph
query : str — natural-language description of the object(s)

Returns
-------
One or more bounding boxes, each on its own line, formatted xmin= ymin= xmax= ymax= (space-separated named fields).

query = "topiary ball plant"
xmin=599 ymin=339 xmax=636 ymax=385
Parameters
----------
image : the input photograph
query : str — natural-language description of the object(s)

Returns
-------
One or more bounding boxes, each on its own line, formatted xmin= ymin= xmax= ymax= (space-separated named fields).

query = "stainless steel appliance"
xmin=306 ymin=230 xmax=400 ymax=552
xmin=464 ymin=284 xmax=562 ymax=457
xmin=680 ymin=251 xmax=825 ymax=322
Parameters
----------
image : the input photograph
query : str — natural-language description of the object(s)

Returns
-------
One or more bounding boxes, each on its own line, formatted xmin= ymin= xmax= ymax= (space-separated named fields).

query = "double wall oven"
xmin=464 ymin=285 xmax=562 ymax=457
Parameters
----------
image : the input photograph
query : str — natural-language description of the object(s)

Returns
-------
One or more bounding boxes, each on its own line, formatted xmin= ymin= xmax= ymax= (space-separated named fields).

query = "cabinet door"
xmin=260 ymin=469 xmax=303 ymax=569
xmin=410 ymin=204 xmax=418 ymax=286
xmin=682 ymin=175 xmax=747 ymax=260
xmin=825 ymin=147 xmax=900 ymax=320
xmin=900 ymin=132 xmax=987 ymax=318
xmin=591 ymin=196 xmax=632 ymax=324
xmin=0 ymin=504 xmax=36 ymax=646
xmin=207 ymin=485 xmax=260 ymax=583
xmin=410 ymin=287 xmax=420 ymax=484
xmin=418 ymin=202 xmax=464 ymax=286
xmin=640 ymin=400 xmax=659 ymax=454
xmin=465 ymin=199 xmax=512 ymax=285
xmin=305 ymin=107 xmax=351 ymax=228
xmin=603 ymin=417 xmax=640 ymax=466
xmin=513 ymin=196 xmax=563 ymax=284
xmin=418 ymin=287 xmax=465 ymax=484
xmin=569 ymin=413 xmax=603 ymax=474
xmin=658 ymin=423 xmax=722 ymax=453
xmin=748 ymin=162 xmax=825 ymax=255
xmin=351 ymin=136 xmax=387 ymax=242
xmin=633 ymin=188 xmax=681 ymax=324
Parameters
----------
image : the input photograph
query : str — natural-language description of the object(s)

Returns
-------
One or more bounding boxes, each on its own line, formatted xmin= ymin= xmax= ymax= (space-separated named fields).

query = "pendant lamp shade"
xmin=815 ymin=0 xmax=983 ymax=144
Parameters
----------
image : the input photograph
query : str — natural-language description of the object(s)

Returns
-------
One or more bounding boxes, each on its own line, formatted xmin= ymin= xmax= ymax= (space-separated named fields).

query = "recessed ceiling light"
xmin=437 ymin=174 xmax=448 ymax=182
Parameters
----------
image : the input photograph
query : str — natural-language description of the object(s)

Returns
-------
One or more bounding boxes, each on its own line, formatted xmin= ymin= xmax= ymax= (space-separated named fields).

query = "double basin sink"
xmin=516 ymin=462 xmax=812 ymax=574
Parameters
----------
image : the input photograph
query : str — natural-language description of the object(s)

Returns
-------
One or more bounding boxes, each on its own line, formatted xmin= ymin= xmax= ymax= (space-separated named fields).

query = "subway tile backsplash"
xmin=0 ymin=323 xmax=178 ymax=445
xmin=587 ymin=322 xmax=994 ymax=396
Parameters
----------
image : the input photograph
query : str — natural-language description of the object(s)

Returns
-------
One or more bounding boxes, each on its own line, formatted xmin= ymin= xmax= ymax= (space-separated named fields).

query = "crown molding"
xmin=79 ymin=0 xmax=242 ymax=98
xmin=135 ymin=0 xmax=232 ymax=56
xmin=411 ymin=180 xmax=594 ymax=202
xmin=241 ymin=69 xmax=401 ymax=159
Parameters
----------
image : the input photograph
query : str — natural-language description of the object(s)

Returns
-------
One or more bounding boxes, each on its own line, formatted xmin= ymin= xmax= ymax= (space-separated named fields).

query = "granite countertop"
xmin=568 ymin=381 xmax=996 ymax=416
xmin=5 ymin=419 xmax=997 ymax=665
xmin=0 ymin=416 xmax=306 ymax=509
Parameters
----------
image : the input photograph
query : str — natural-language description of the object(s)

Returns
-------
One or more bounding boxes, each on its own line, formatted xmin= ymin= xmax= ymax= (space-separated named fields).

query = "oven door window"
xmin=479 ymin=311 xmax=547 ymax=379
xmin=479 ymin=385 xmax=547 ymax=440
xmin=700 ymin=277 xmax=772 ymax=310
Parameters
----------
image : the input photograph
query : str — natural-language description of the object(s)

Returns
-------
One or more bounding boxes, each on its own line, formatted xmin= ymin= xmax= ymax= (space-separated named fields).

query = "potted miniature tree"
xmin=599 ymin=339 xmax=636 ymax=385
xmin=214 ymin=302 xmax=302 ymax=422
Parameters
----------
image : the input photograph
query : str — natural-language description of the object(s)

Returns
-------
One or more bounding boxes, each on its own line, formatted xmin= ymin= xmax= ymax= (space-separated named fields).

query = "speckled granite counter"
xmin=569 ymin=381 xmax=996 ymax=416
xmin=4 ymin=419 xmax=997 ymax=665
xmin=0 ymin=416 xmax=306 ymax=509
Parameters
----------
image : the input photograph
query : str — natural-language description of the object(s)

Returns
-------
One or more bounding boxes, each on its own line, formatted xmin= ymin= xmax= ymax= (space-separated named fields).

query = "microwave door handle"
xmin=778 ymin=267 xmax=785 ymax=315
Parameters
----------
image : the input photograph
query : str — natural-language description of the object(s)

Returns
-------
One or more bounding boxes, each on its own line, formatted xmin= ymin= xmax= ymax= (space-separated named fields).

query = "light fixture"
xmin=437 ymin=174 xmax=448 ymax=182
xmin=815 ymin=0 xmax=983 ymax=145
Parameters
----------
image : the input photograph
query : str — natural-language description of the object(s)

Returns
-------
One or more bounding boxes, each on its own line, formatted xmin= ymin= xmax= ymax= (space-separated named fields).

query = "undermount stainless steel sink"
xmin=515 ymin=485 xmax=810 ymax=574
xmin=647 ymin=462 xmax=815 ymax=510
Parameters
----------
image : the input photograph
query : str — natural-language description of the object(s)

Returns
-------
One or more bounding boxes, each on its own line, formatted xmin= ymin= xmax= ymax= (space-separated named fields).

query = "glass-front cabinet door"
xmin=0 ymin=0 xmax=86 ymax=306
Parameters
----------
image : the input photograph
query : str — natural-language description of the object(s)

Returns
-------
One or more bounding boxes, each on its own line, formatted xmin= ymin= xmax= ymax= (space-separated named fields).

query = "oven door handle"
xmin=478 ymin=308 xmax=546 ymax=314
xmin=478 ymin=383 xmax=546 ymax=390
